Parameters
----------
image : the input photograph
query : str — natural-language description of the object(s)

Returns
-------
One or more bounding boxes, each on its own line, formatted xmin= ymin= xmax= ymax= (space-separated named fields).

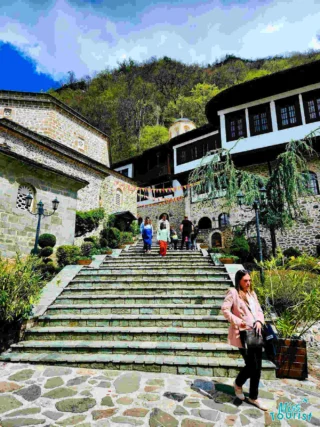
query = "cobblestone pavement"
xmin=0 ymin=362 xmax=320 ymax=427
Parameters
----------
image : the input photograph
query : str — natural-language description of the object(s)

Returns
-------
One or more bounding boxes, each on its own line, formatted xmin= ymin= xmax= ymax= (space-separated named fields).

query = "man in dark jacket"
xmin=180 ymin=215 xmax=193 ymax=250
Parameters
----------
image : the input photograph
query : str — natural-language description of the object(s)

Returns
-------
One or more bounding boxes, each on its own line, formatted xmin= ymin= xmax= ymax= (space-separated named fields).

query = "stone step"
xmin=119 ymin=253 xmax=205 ymax=259
xmin=55 ymin=294 xmax=225 ymax=305
xmin=63 ymin=285 xmax=230 ymax=295
xmin=10 ymin=340 xmax=239 ymax=358
xmin=70 ymin=278 xmax=232 ymax=285
xmin=101 ymin=261 xmax=215 ymax=268
xmin=76 ymin=271 xmax=230 ymax=279
xmin=45 ymin=304 xmax=222 ymax=316
xmin=0 ymin=352 xmax=276 ymax=379
xmin=24 ymin=326 xmax=229 ymax=343
xmin=79 ymin=267 xmax=222 ymax=274
xmin=37 ymin=314 xmax=227 ymax=328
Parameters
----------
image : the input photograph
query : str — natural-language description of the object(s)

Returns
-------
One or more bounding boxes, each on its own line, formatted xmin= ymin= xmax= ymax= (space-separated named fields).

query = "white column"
xmin=299 ymin=94 xmax=306 ymax=125
xmin=270 ymin=101 xmax=278 ymax=132
xmin=220 ymin=114 xmax=227 ymax=147
xmin=173 ymin=148 xmax=177 ymax=174
xmin=245 ymin=108 xmax=250 ymax=137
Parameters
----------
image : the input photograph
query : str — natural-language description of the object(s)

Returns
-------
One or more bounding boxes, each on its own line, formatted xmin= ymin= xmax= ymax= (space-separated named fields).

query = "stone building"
xmin=113 ymin=60 xmax=320 ymax=254
xmin=0 ymin=91 xmax=137 ymax=258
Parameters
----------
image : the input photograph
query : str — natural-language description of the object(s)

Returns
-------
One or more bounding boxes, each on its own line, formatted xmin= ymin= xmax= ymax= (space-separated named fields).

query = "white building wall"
xmin=218 ymin=83 xmax=320 ymax=154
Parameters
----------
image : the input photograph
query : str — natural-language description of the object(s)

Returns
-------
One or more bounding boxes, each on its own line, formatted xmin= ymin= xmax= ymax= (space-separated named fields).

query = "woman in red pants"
xmin=157 ymin=222 xmax=170 ymax=257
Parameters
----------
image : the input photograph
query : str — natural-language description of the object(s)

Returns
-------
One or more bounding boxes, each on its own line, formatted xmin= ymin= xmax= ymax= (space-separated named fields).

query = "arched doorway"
xmin=198 ymin=217 xmax=212 ymax=229
xmin=211 ymin=232 xmax=222 ymax=248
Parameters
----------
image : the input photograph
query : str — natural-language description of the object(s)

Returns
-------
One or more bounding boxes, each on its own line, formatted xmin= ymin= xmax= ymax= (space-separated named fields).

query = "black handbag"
xmin=240 ymin=328 xmax=264 ymax=349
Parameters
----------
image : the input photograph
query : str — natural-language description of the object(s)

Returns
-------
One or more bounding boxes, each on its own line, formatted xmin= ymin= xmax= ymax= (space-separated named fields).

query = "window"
xmin=152 ymin=182 xmax=174 ymax=198
xmin=248 ymin=104 xmax=272 ymax=136
xmin=115 ymin=189 xmax=123 ymax=207
xmin=225 ymin=110 xmax=247 ymax=142
xmin=303 ymin=171 xmax=319 ymax=195
xmin=303 ymin=89 xmax=320 ymax=123
xmin=137 ymin=190 xmax=148 ymax=202
xmin=275 ymin=96 xmax=302 ymax=130
xmin=16 ymin=184 xmax=35 ymax=211
xmin=176 ymin=138 xmax=216 ymax=165
xmin=218 ymin=213 xmax=230 ymax=230
xmin=4 ymin=108 xmax=12 ymax=117
xmin=120 ymin=168 xmax=129 ymax=177
xmin=198 ymin=217 xmax=212 ymax=230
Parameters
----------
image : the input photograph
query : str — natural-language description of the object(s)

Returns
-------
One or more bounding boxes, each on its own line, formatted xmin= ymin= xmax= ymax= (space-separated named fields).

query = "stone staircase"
xmin=0 ymin=241 xmax=276 ymax=379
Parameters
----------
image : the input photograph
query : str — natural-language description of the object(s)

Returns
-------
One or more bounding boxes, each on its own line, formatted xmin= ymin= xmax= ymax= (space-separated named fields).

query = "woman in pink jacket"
xmin=221 ymin=269 xmax=267 ymax=411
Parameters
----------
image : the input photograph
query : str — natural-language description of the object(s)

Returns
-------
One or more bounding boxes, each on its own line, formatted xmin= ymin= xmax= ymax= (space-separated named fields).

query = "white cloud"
xmin=0 ymin=0 xmax=319 ymax=81
xmin=261 ymin=22 xmax=284 ymax=33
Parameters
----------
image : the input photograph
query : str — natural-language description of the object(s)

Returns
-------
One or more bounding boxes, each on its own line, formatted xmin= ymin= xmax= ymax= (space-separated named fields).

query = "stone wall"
xmin=186 ymin=158 xmax=320 ymax=254
xmin=0 ymin=153 xmax=83 ymax=258
xmin=137 ymin=198 xmax=185 ymax=233
xmin=0 ymin=130 xmax=103 ymax=212
xmin=0 ymin=100 xmax=110 ymax=166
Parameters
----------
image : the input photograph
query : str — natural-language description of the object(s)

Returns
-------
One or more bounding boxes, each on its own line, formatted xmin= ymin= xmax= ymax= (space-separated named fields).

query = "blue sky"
xmin=0 ymin=0 xmax=320 ymax=92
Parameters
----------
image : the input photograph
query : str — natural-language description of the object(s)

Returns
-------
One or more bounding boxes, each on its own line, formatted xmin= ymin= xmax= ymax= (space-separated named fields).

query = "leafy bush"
xmin=39 ymin=247 xmax=53 ymax=258
xmin=38 ymin=234 xmax=56 ymax=248
xmin=38 ymin=262 xmax=56 ymax=278
xmin=120 ymin=231 xmax=134 ymax=244
xmin=252 ymin=254 xmax=320 ymax=338
xmin=99 ymin=237 xmax=108 ymax=248
xmin=0 ymin=254 xmax=44 ymax=322
xmin=75 ymin=208 xmax=105 ymax=237
xmin=130 ymin=220 xmax=140 ymax=236
xmin=43 ymin=258 xmax=53 ymax=264
xmin=286 ymin=254 xmax=320 ymax=273
xmin=283 ymin=247 xmax=302 ymax=258
xmin=56 ymin=245 xmax=81 ymax=267
xmin=219 ymin=254 xmax=239 ymax=261
xmin=208 ymin=247 xmax=225 ymax=254
xmin=83 ymin=236 xmax=100 ymax=248
xmin=81 ymin=242 xmax=94 ymax=257
xmin=230 ymin=234 xmax=250 ymax=261
xmin=100 ymin=227 xmax=121 ymax=249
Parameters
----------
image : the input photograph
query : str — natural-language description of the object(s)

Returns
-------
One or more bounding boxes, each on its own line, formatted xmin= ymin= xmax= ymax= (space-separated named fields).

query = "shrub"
xmin=130 ymin=220 xmax=140 ymax=236
xmin=75 ymin=208 xmax=105 ymax=237
xmin=252 ymin=254 xmax=320 ymax=338
xmin=43 ymin=258 xmax=53 ymax=264
xmin=81 ymin=242 xmax=94 ymax=257
xmin=230 ymin=234 xmax=250 ymax=261
xmin=83 ymin=236 xmax=100 ymax=248
xmin=0 ymin=254 xmax=44 ymax=322
xmin=38 ymin=234 xmax=56 ymax=249
xmin=120 ymin=231 xmax=134 ymax=244
xmin=39 ymin=247 xmax=53 ymax=258
xmin=99 ymin=237 xmax=108 ymax=248
xmin=56 ymin=245 xmax=81 ymax=267
xmin=286 ymin=254 xmax=320 ymax=273
xmin=283 ymin=247 xmax=302 ymax=258
xmin=39 ymin=262 xmax=56 ymax=278
xmin=100 ymin=227 xmax=121 ymax=249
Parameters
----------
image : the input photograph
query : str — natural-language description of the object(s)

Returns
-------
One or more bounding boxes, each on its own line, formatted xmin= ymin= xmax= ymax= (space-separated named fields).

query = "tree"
xmin=140 ymin=125 xmax=168 ymax=151
xmin=189 ymin=127 xmax=320 ymax=255
xmin=164 ymin=83 xmax=223 ymax=126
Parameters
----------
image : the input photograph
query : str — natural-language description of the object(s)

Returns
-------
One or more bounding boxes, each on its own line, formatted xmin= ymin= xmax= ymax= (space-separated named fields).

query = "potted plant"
xmin=200 ymin=242 xmax=209 ymax=249
xmin=78 ymin=242 xmax=93 ymax=265
xmin=77 ymin=256 xmax=92 ymax=266
xmin=253 ymin=257 xmax=320 ymax=380
xmin=219 ymin=254 xmax=239 ymax=264
xmin=101 ymin=247 xmax=113 ymax=255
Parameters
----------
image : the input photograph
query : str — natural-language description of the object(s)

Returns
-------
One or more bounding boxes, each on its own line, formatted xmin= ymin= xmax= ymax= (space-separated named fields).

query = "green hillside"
xmin=49 ymin=51 xmax=320 ymax=163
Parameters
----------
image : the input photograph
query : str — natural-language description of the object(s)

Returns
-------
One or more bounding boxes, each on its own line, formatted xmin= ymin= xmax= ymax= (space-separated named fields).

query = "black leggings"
xmin=235 ymin=347 xmax=262 ymax=400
